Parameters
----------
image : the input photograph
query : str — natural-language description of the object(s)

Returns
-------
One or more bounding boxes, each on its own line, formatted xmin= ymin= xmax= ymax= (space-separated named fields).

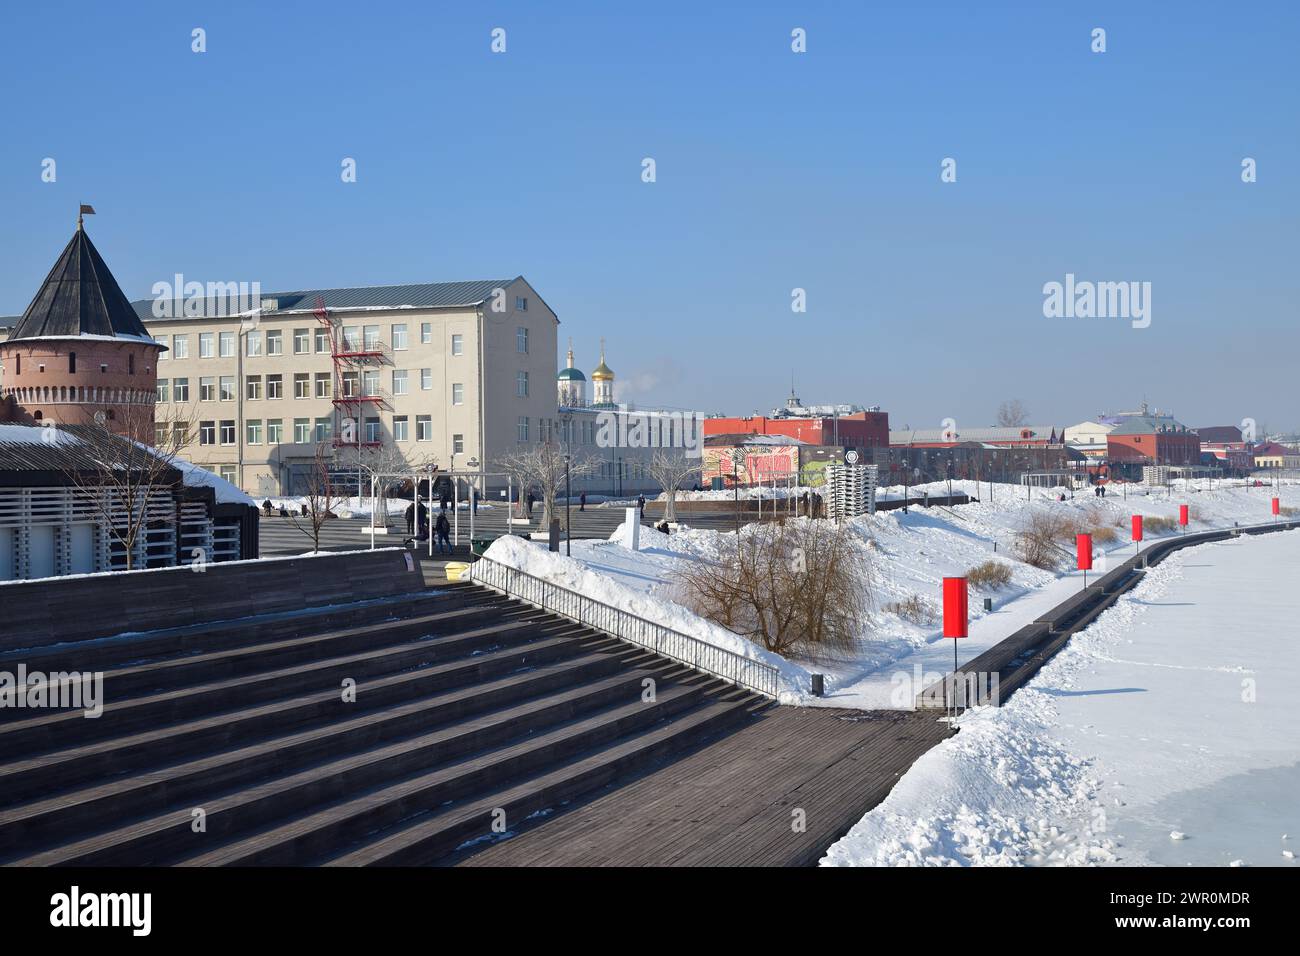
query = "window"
xmin=266 ymin=374 xmax=283 ymax=399
xmin=219 ymin=331 xmax=235 ymax=358
xmin=517 ymin=417 xmax=529 ymax=442
xmin=392 ymin=416 xmax=409 ymax=442
xmin=416 ymin=415 xmax=432 ymax=441
xmin=128 ymin=353 xmax=135 ymax=375
xmin=266 ymin=329 xmax=283 ymax=355
xmin=219 ymin=465 xmax=236 ymax=483
xmin=156 ymin=379 xmax=170 ymax=403
xmin=315 ymin=328 xmax=330 ymax=353
xmin=516 ymin=296 xmax=528 ymax=312
xmin=315 ymin=372 xmax=331 ymax=398
xmin=200 ymin=376 xmax=216 ymax=401
xmin=219 ymin=420 xmax=236 ymax=445
xmin=245 ymin=330 xmax=262 ymax=356
xmin=452 ymin=383 xmax=464 ymax=405
xmin=156 ymin=335 xmax=170 ymax=358
xmin=293 ymin=328 xmax=310 ymax=354
xmin=451 ymin=333 xmax=463 ymax=356
xmin=172 ymin=334 xmax=189 ymax=359
xmin=540 ymin=418 xmax=552 ymax=442
xmin=173 ymin=377 xmax=190 ymax=402
xmin=220 ymin=375 xmax=235 ymax=401
xmin=294 ymin=418 xmax=311 ymax=444
xmin=362 ymin=370 xmax=379 ymax=396
xmin=516 ymin=326 xmax=529 ymax=353
xmin=392 ymin=369 xmax=408 ymax=396
xmin=516 ymin=371 xmax=529 ymax=397
xmin=453 ymin=433 xmax=464 ymax=454
xmin=420 ymin=322 xmax=432 ymax=344
xmin=391 ymin=324 xmax=408 ymax=350
xmin=267 ymin=419 xmax=283 ymax=444
xmin=363 ymin=325 xmax=380 ymax=350
xmin=246 ymin=375 xmax=262 ymax=400
xmin=199 ymin=332 xmax=214 ymax=358
xmin=246 ymin=420 xmax=263 ymax=445
xmin=365 ymin=417 xmax=380 ymax=443
xmin=340 ymin=371 xmax=359 ymax=397
xmin=173 ymin=422 xmax=188 ymax=445
xmin=343 ymin=326 xmax=360 ymax=351
xmin=420 ymin=368 xmax=432 ymax=390
xmin=68 ymin=352 xmax=77 ymax=373
xmin=314 ymin=417 xmax=332 ymax=442
xmin=294 ymin=373 xmax=310 ymax=399
xmin=154 ymin=424 xmax=168 ymax=444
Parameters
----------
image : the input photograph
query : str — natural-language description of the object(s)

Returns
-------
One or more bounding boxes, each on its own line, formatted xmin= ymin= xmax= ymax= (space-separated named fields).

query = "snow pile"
xmin=472 ymin=532 xmax=811 ymax=702
xmin=171 ymin=456 xmax=255 ymax=506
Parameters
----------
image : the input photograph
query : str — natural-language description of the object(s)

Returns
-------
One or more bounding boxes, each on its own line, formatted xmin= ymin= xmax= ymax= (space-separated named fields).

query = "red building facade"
xmin=703 ymin=410 xmax=889 ymax=450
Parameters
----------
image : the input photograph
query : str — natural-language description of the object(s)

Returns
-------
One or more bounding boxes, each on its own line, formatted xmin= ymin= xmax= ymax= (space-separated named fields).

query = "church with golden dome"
xmin=557 ymin=338 xmax=616 ymax=409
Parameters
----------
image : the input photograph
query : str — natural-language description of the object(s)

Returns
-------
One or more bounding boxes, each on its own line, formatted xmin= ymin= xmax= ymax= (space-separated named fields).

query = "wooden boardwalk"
xmin=450 ymin=706 xmax=954 ymax=867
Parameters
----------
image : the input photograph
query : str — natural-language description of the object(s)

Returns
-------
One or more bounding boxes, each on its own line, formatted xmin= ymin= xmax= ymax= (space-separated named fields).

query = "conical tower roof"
xmin=7 ymin=224 xmax=156 ymax=343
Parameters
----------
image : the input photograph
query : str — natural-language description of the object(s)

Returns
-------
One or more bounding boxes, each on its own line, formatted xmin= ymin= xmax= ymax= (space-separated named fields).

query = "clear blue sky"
xmin=1 ymin=0 xmax=1295 ymax=432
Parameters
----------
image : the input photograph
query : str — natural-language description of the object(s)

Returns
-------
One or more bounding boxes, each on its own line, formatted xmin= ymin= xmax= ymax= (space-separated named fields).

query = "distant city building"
xmin=1106 ymin=413 xmax=1201 ymax=468
xmin=1064 ymin=420 xmax=1115 ymax=458
xmin=889 ymin=425 xmax=1062 ymax=447
xmin=706 ymin=389 xmax=889 ymax=451
xmin=1195 ymin=424 xmax=1244 ymax=444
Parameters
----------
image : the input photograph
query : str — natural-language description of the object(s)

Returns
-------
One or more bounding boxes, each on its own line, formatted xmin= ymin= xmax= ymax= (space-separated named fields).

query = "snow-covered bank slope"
xmin=821 ymin=528 xmax=1300 ymax=867
xmin=480 ymin=482 xmax=1298 ymax=709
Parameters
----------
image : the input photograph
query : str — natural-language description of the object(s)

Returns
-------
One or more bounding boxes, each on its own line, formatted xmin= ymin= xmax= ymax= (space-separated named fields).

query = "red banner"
xmin=1076 ymin=533 xmax=1093 ymax=570
xmin=1131 ymin=514 xmax=1143 ymax=542
xmin=1273 ymin=497 xmax=1280 ymax=515
xmin=942 ymin=577 xmax=968 ymax=638
xmin=1179 ymin=504 xmax=1189 ymax=526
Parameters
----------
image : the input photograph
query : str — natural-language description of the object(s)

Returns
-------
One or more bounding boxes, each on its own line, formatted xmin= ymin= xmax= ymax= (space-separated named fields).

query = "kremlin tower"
xmin=0 ymin=213 xmax=164 ymax=442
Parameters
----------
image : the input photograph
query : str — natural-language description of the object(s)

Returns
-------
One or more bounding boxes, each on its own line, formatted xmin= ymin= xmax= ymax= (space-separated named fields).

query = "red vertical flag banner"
xmin=942 ymin=577 xmax=968 ymax=638
xmin=1076 ymin=533 xmax=1093 ymax=570
xmin=1272 ymin=497 xmax=1281 ymax=516
xmin=1179 ymin=504 xmax=1189 ymax=526
xmin=1131 ymin=515 xmax=1144 ymax=542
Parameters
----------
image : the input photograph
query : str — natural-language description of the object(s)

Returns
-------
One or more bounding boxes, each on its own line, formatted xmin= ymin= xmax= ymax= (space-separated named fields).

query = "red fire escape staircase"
xmin=313 ymin=296 xmax=388 ymax=448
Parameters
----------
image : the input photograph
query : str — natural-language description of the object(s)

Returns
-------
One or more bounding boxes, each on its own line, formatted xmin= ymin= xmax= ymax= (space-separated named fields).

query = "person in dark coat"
xmin=526 ymin=490 xmax=535 ymax=518
xmin=435 ymin=511 xmax=451 ymax=554
xmin=404 ymin=502 xmax=415 ymax=536
xmin=637 ymin=494 xmax=646 ymax=518
xmin=579 ymin=492 xmax=587 ymax=512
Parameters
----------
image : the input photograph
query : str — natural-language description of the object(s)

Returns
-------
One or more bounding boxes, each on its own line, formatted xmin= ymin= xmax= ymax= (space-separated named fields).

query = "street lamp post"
xmin=565 ymin=452 xmax=572 ymax=557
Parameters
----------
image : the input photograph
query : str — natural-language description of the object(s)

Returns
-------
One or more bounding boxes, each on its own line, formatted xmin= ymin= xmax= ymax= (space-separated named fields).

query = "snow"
xmin=171 ymin=456 xmax=254 ymax=506
xmin=478 ymin=479 xmax=1298 ymax=709
xmin=0 ymin=423 xmax=80 ymax=445
xmin=821 ymin=528 xmax=1300 ymax=867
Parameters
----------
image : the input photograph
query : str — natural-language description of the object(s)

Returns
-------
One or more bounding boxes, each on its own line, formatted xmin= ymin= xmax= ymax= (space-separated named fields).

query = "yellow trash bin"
xmin=444 ymin=561 xmax=471 ymax=582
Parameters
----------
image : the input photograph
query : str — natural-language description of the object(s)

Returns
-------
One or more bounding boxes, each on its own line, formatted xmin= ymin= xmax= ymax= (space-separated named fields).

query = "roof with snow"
xmin=6 ymin=227 xmax=158 ymax=344
xmin=129 ymin=278 xmax=522 ymax=321
xmin=1109 ymin=415 xmax=1193 ymax=435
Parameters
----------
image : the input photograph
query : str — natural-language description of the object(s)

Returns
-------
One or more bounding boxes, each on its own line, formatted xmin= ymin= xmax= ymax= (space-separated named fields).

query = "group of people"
xmin=404 ymin=501 xmax=453 ymax=554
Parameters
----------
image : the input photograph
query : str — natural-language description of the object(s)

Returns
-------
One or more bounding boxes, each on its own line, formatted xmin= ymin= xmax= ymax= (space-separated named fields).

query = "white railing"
xmin=468 ymin=555 xmax=780 ymax=699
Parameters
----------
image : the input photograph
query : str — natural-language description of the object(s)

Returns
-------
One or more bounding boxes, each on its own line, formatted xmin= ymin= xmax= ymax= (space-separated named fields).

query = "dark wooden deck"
xmin=450 ymin=706 xmax=954 ymax=867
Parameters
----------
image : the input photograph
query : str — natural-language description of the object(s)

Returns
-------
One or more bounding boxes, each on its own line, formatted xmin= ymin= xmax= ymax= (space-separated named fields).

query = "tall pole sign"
xmin=1076 ymin=532 xmax=1093 ymax=588
xmin=1179 ymin=504 xmax=1189 ymax=534
xmin=1131 ymin=514 xmax=1143 ymax=555
xmin=942 ymin=577 xmax=968 ymax=719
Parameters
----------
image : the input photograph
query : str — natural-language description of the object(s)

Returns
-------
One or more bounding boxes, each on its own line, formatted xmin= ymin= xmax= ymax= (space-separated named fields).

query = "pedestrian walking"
xmin=435 ymin=511 xmax=451 ymax=554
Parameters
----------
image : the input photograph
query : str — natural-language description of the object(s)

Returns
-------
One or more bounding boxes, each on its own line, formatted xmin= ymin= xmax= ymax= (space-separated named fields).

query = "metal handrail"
xmin=468 ymin=554 xmax=780 ymax=699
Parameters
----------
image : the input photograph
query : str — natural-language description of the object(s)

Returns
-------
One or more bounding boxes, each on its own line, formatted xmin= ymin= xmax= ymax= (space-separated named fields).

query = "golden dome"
xmin=591 ymin=339 xmax=614 ymax=381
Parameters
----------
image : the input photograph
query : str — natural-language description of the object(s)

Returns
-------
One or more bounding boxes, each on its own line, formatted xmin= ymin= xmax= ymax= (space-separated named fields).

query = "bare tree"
xmin=678 ymin=520 xmax=871 ymax=656
xmin=648 ymin=449 xmax=701 ymax=522
xmin=494 ymin=442 xmax=600 ymax=528
xmin=57 ymin=403 xmax=191 ymax=571
xmin=335 ymin=443 xmax=436 ymax=530
xmin=288 ymin=443 xmax=347 ymax=553
xmin=997 ymin=399 xmax=1029 ymax=428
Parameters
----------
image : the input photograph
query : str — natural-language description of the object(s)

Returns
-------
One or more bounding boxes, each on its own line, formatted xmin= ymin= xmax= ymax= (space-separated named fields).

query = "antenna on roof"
xmin=77 ymin=204 xmax=96 ymax=230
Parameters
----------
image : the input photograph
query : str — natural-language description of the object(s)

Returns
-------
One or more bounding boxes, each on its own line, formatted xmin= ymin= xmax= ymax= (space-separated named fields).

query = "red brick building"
xmin=1106 ymin=414 xmax=1201 ymax=466
xmin=704 ymin=406 xmax=888 ymax=451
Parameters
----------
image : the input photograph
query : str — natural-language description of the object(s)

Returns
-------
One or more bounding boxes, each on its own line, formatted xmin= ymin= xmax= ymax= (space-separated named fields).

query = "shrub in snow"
xmin=1013 ymin=509 xmax=1071 ymax=570
xmin=677 ymin=519 xmax=870 ymax=656
xmin=967 ymin=560 xmax=1013 ymax=590
xmin=883 ymin=594 xmax=937 ymax=625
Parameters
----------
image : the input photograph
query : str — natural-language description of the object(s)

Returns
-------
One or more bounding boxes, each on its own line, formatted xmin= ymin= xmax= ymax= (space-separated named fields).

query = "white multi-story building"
xmin=134 ymin=278 xmax=557 ymax=496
